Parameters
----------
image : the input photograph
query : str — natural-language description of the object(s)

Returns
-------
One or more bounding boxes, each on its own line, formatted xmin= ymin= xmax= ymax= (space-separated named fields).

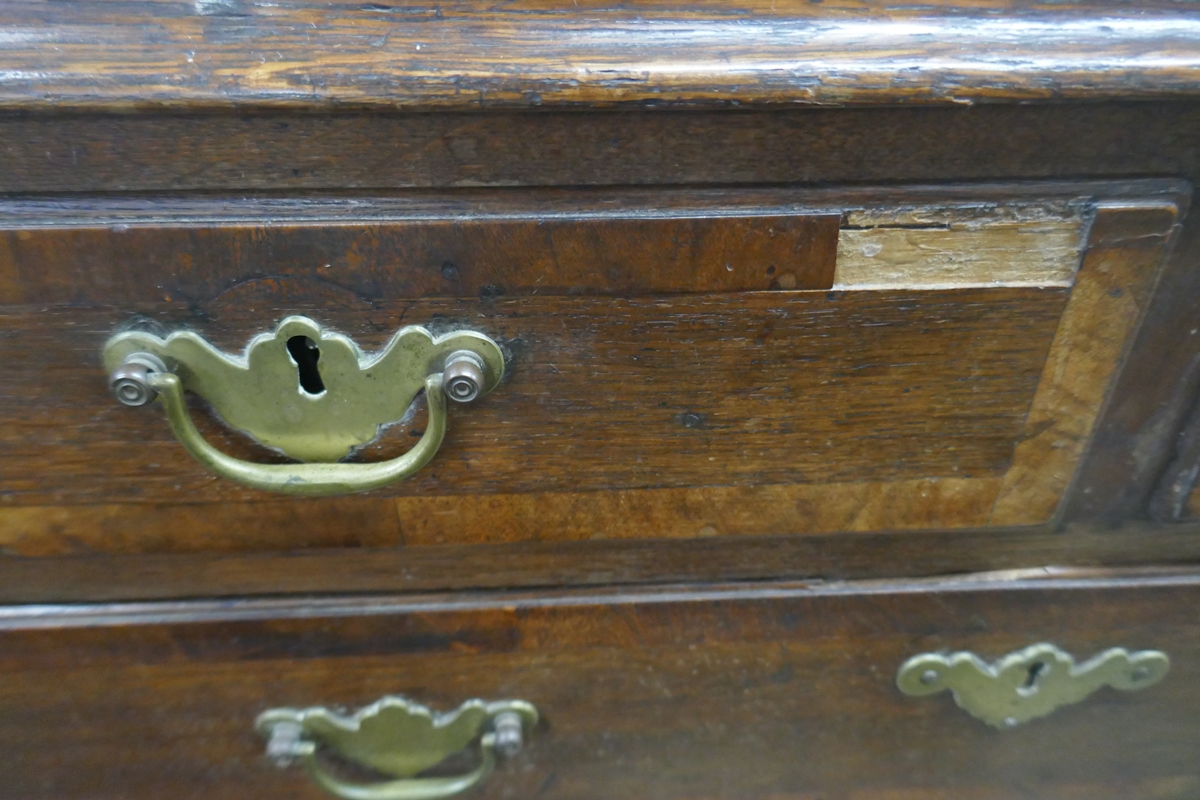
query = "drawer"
xmin=3 ymin=571 xmax=1199 ymax=800
xmin=0 ymin=181 xmax=1188 ymax=593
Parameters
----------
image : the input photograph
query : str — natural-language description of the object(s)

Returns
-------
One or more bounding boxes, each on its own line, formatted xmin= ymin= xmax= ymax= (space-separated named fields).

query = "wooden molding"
xmin=0 ymin=4 xmax=1197 ymax=110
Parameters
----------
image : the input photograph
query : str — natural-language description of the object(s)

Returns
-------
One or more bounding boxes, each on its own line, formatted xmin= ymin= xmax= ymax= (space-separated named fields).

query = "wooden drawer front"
xmin=0 ymin=181 xmax=1185 ymax=561
xmin=2 ymin=572 xmax=1198 ymax=800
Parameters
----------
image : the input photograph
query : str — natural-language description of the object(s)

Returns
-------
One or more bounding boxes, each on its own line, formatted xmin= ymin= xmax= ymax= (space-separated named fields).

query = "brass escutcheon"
xmin=103 ymin=316 xmax=505 ymax=495
xmin=897 ymin=643 xmax=1169 ymax=728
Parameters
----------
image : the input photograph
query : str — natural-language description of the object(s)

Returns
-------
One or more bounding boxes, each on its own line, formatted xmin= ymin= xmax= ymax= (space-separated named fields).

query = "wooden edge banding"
xmin=0 ymin=498 xmax=406 ymax=557
xmin=0 ymin=211 xmax=841 ymax=303
xmin=988 ymin=201 xmax=1182 ymax=527
xmin=0 ymin=477 xmax=1000 ymax=557
xmin=2 ymin=524 xmax=1200 ymax=603
xmin=4 ymin=567 xmax=1200 ymax=630
xmin=834 ymin=201 xmax=1088 ymax=290
xmin=394 ymin=478 xmax=1003 ymax=545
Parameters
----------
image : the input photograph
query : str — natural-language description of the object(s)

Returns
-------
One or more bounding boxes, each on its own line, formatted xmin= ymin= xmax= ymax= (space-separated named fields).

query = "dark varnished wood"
xmin=0 ymin=108 xmax=1194 ymax=523
xmin=0 ymin=181 xmax=1122 ymax=303
xmin=1 ymin=183 xmax=1183 ymax=572
xmin=0 ymin=2 xmax=1196 ymax=111
xmin=1148 ymin=387 xmax=1200 ymax=522
xmin=0 ymin=182 xmax=1184 ymax=582
xmin=2 ymin=571 xmax=1199 ymax=799
xmin=0 ymin=197 xmax=840 ymax=304
xmin=0 ymin=288 xmax=1067 ymax=504
xmin=1 ymin=8 xmax=1199 ymax=800
xmin=0 ymin=480 xmax=1002 ymax=557
xmin=2 ymin=521 xmax=1200 ymax=603
xmin=1062 ymin=195 xmax=1196 ymax=524
xmin=0 ymin=15 xmax=1195 ymax=583
xmin=0 ymin=106 xmax=1197 ymax=194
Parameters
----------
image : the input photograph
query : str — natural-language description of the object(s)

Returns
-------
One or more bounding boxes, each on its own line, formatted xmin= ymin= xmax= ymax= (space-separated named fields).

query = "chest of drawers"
xmin=2 ymin=2 xmax=1200 ymax=799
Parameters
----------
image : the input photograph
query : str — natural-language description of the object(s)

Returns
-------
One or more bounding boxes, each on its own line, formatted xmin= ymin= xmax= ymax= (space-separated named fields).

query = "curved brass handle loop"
xmin=257 ymin=696 xmax=537 ymax=800
xmin=149 ymin=372 xmax=447 ymax=497
xmin=104 ymin=316 xmax=504 ymax=496
xmin=297 ymin=733 xmax=496 ymax=800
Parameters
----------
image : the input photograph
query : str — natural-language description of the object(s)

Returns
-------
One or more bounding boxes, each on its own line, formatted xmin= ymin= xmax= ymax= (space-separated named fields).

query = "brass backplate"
xmin=103 ymin=316 xmax=505 ymax=462
xmin=897 ymin=643 xmax=1169 ymax=728
xmin=256 ymin=696 xmax=538 ymax=779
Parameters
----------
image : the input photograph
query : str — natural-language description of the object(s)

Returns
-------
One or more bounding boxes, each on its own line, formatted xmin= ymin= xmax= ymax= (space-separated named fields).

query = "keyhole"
xmin=287 ymin=336 xmax=325 ymax=395
xmin=1023 ymin=661 xmax=1046 ymax=689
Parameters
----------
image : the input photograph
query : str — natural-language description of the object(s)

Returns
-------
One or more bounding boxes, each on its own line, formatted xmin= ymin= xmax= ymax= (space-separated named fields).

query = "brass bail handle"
xmin=256 ymin=697 xmax=538 ymax=800
xmin=103 ymin=316 xmax=505 ymax=496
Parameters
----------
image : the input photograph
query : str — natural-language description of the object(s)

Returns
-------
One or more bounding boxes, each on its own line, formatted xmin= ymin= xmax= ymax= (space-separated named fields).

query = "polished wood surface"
xmin=3 ymin=571 xmax=1198 ymax=799
xmin=0 ymin=1 xmax=1195 ymax=111
xmin=0 ymin=186 xmax=1179 ymax=577
xmin=2 ymin=6 xmax=1199 ymax=799
xmin=0 ymin=186 xmax=1104 ymax=303
xmin=2 ymin=288 xmax=1067 ymax=500
xmin=0 ymin=103 xmax=1190 ymax=531
xmin=0 ymin=480 xmax=1002 ymax=557
xmin=3 ymin=521 xmax=1200 ymax=603
xmin=4 ymin=179 xmax=1194 ymax=580
xmin=0 ymin=198 xmax=841 ymax=304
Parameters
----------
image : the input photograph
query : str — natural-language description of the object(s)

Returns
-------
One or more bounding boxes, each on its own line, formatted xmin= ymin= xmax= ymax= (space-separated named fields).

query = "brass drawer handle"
xmin=103 ymin=316 xmax=504 ymax=496
xmin=897 ymin=643 xmax=1169 ymax=728
xmin=256 ymin=696 xmax=537 ymax=800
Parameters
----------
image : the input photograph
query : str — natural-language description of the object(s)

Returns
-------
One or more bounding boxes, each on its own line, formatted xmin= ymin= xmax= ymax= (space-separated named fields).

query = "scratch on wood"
xmin=834 ymin=201 xmax=1089 ymax=291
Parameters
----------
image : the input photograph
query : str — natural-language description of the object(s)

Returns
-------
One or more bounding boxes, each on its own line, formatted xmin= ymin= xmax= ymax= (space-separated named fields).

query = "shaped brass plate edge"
xmin=104 ymin=316 xmax=505 ymax=462
xmin=255 ymin=696 xmax=538 ymax=800
xmin=102 ymin=316 xmax=506 ymax=494
xmin=897 ymin=643 xmax=1169 ymax=728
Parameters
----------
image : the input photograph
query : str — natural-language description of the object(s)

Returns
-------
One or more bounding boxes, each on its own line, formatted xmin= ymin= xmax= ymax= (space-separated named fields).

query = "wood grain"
xmin=1062 ymin=178 xmax=1199 ymax=525
xmin=0 ymin=2 xmax=1196 ymax=111
xmin=835 ymin=203 xmax=1086 ymax=290
xmin=0 ymin=187 xmax=1108 ymax=303
xmin=2 ymin=520 xmax=1200 ymax=603
xmin=0 ymin=10 xmax=1198 ymax=798
xmin=1 ymin=572 xmax=1198 ymax=799
xmin=1147 ymin=385 xmax=1200 ymax=521
xmin=0 ymin=288 xmax=1066 ymax=504
xmin=0 ymin=499 xmax=405 ymax=557
xmin=0 ymin=201 xmax=840 ymax=305
xmin=0 ymin=186 xmax=1181 ymax=567
xmin=989 ymin=202 xmax=1180 ymax=526
xmin=0 ymin=477 xmax=1001 ymax=557
xmin=0 ymin=108 xmax=1195 ymax=195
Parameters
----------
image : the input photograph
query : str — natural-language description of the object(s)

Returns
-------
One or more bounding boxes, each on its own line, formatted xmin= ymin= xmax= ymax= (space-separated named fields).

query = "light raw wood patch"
xmin=835 ymin=202 xmax=1089 ymax=290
